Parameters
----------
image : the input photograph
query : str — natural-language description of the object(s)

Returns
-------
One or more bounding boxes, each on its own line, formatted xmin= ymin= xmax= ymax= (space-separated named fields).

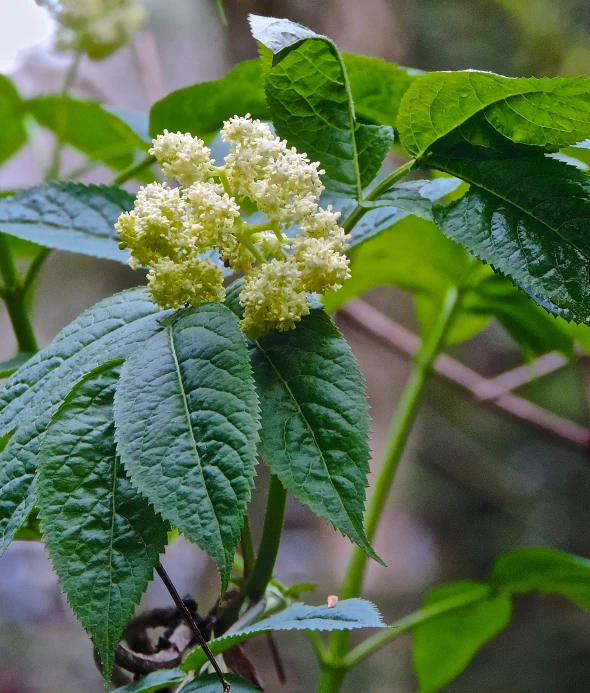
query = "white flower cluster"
xmin=116 ymin=115 xmax=351 ymax=338
xmin=37 ymin=0 xmax=145 ymax=58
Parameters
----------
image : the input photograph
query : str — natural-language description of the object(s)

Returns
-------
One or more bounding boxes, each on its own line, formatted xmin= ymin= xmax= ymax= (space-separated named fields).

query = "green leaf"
xmin=37 ymin=362 xmax=168 ymax=686
xmin=149 ymin=60 xmax=269 ymax=141
xmin=111 ymin=670 xmax=186 ymax=693
xmin=0 ymin=288 xmax=169 ymax=436
xmin=0 ymin=183 xmax=134 ymax=263
xmin=26 ymin=96 xmax=149 ymax=172
xmin=413 ymin=581 xmax=512 ymax=693
xmin=398 ymin=71 xmax=590 ymax=159
xmin=114 ymin=304 xmax=260 ymax=592
xmin=0 ymin=353 xmax=34 ymax=379
xmin=182 ymin=598 xmax=384 ymax=672
xmin=0 ymin=75 xmax=26 ymax=165
xmin=432 ymin=153 xmax=590 ymax=323
xmin=149 ymin=55 xmax=414 ymax=143
xmin=0 ymin=289 xmax=170 ymax=555
xmin=344 ymin=54 xmax=418 ymax=129
xmin=226 ymin=282 xmax=379 ymax=564
xmin=247 ymin=597 xmax=385 ymax=631
xmin=250 ymin=15 xmax=393 ymax=198
xmin=183 ymin=674 xmax=258 ymax=693
xmin=490 ymin=547 xmax=590 ymax=609
xmin=0 ymin=421 xmax=39 ymax=556
xmin=329 ymin=212 xmax=493 ymax=345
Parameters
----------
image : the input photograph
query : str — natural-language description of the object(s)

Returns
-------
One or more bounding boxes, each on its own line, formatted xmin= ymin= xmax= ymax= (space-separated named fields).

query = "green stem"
xmin=245 ymin=474 xmax=287 ymax=602
xmin=23 ymin=248 xmax=51 ymax=299
xmin=318 ymin=285 xmax=461 ymax=693
xmin=342 ymin=159 xmax=416 ymax=235
xmin=343 ymin=588 xmax=492 ymax=668
xmin=112 ymin=155 xmax=156 ymax=186
xmin=46 ymin=51 xmax=83 ymax=181
xmin=242 ymin=221 xmax=280 ymax=236
xmin=0 ymin=234 xmax=38 ymax=353
xmin=241 ymin=515 xmax=255 ymax=579
xmin=365 ymin=159 xmax=416 ymax=201
xmin=215 ymin=168 xmax=233 ymax=196
xmin=242 ymin=238 xmax=267 ymax=265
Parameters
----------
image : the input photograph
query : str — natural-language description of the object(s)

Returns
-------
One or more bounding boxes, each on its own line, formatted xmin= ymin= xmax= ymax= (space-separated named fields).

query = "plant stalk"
xmin=0 ymin=234 xmax=38 ymax=354
xmin=241 ymin=515 xmax=255 ymax=579
xmin=245 ymin=474 xmax=287 ymax=602
xmin=342 ymin=159 xmax=416 ymax=235
xmin=317 ymin=285 xmax=461 ymax=693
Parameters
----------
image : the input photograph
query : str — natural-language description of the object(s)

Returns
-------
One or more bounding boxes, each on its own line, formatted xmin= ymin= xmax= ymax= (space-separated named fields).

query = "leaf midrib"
xmin=270 ymin=36 xmax=363 ymax=198
xmin=167 ymin=324 xmax=225 ymax=568
xmin=256 ymin=335 xmax=363 ymax=540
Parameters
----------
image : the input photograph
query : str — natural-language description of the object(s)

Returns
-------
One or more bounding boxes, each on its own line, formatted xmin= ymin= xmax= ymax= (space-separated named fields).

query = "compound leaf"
xmin=0 ymin=288 xmax=169 ymax=437
xmin=37 ymin=362 xmax=168 ymax=686
xmin=432 ymin=153 xmax=590 ymax=323
xmin=413 ymin=581 xmax=511 ymax=693
xmin=398 ymin=71 xmax=590 ymax=159
xmin=490 ymin=547 xmax=590 ymax=609
xmin=114 ymin=304 xmax=260 ymax=592
xmin=226 ymin=282 xmax=379 ymax=564
xmin=0 ymin=290 xmax=170 ymax=554
xmin=0 ymin=75 xmax=26 ymax=165
xmin=250 ymin=15 xmax=393 ymax=198
xmin=182 ymin=598 xmax=384 ymax=672
xmin=0 ymin=183 xmax=134 ymax=263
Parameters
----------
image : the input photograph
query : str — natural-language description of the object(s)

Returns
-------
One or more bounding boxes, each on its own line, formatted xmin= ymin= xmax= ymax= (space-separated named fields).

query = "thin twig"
xmin=338 ymin=300 xmax=590 ymax=449
xmin=156 ymin=564 xmax=230 ymax=693
xmin=473 ymin=350 xmax=570 ymax=401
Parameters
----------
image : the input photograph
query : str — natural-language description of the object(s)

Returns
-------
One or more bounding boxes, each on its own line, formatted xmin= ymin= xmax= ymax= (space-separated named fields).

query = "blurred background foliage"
xmin=2 ymin=1 xmax=590 ymax=692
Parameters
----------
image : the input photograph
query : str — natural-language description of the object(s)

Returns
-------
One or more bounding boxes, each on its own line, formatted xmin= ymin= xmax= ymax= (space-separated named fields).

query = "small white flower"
xmin=182 ymin=181 xmax=239 ymax=251
xmin=115 ymin=183 xmax=190 ymax=269
xmin=148 ymin=257 xmax=225 ymax=309
xmin=117 ymin=117 xmax=351 ymax=337
xmin=150 ymin=131 xmax=214 ymax=186
xmin=292 ymin=236 xmax=350 ymax=294
xmin=240 ymin=259 xmax=310 ymax=338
